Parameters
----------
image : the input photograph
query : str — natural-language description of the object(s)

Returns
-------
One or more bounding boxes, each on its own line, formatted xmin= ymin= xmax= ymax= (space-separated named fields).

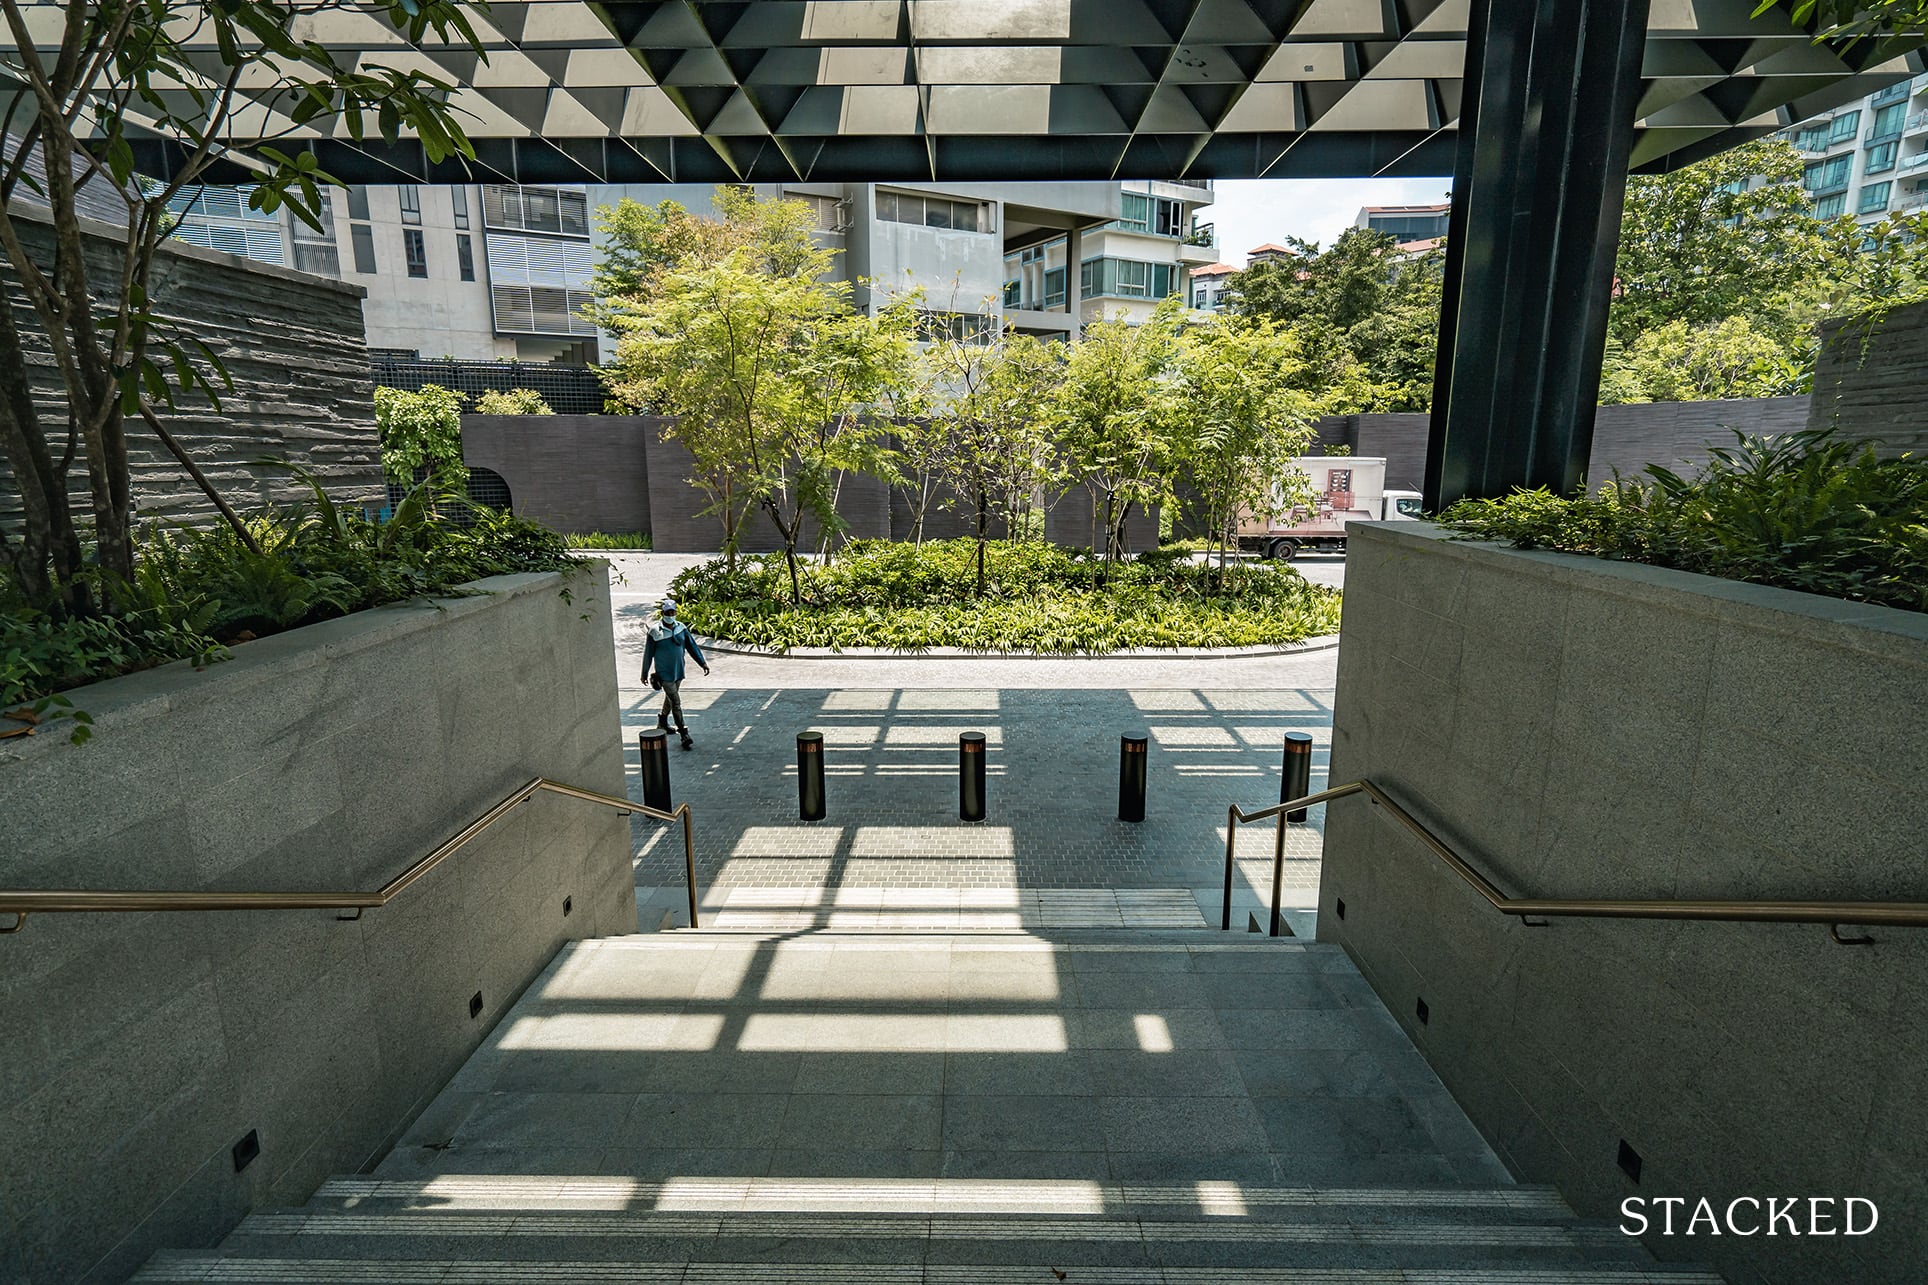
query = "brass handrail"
xmin=0 ymin=777 xmax=700 ymax=934
xmin=1225 ymin=779 xmax=1928 ymax=942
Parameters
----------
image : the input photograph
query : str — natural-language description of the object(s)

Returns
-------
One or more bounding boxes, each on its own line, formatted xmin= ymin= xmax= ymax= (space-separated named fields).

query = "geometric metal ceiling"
xmin=52 ymin=0 xmax=1928 ymax=184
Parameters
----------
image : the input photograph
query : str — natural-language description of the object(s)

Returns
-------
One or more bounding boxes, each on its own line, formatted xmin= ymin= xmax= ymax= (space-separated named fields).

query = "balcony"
xmin=1178 ymin=221 xmax=1218 ymax=264
xmin=1906 ymin=111 xmax=1928 ymax=134
xmin=1900 ymin=149 xmax=1928 ymax=171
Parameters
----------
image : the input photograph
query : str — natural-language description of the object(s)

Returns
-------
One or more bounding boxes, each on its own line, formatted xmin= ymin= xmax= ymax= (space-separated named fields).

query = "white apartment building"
xmin=998 ymin=180 xmax=1218 ymax=330
xmin=169 ymin=180 xmax=1217 ymax=362
xmin=1776 ymin=71 xmax=1928 ymax=222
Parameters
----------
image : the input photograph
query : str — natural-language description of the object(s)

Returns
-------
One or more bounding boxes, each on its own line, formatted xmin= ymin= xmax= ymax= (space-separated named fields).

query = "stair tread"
xmin=311 ymin=1177 xmax=1572 ymax=1215
xmin=133 ymin=1254 xmax=1727 ymax=1283
xmin=232 ymin=1209 xmax=1630 ymax=1238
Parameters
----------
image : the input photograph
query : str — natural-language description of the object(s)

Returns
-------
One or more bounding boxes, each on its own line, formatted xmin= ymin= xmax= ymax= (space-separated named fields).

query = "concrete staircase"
xmin=133 ymin=929 xmax=1721 ymax=1284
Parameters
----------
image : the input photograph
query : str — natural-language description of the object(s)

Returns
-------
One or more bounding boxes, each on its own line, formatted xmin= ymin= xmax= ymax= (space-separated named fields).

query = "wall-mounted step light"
xmin=562 ymin=895 xmax=573 ymax=918
xmin=1335 ymin=898 xmax=1346 ymax=920
xmin=1415 ymin=997 xmax=1430 ymax=1026
xmin=1617 ymin=1139 xmax=1643 ymax=1183
xmin=469 ymin=991 xmax=484 ymax=1019
xmin=232 ymin=1129 xmax=260 ymax=1173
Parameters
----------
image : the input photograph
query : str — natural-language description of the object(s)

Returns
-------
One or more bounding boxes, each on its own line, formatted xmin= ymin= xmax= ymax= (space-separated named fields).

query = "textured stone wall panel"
xmin=0 ymin=213 xmax=380 ymax=537
xmin=462 ymin=413 xmax=652 ymax=535
xmin=1044 ymin=486 xmax=1158 ymax=553
xmin=1809 ymin=300 xmax=1928 ymax=455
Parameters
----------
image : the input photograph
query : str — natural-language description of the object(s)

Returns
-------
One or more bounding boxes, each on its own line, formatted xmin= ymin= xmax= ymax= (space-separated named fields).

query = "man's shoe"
xmin=679 ymin=732 xmax=693 ymax=751
xmin=656 ymin=713 xmax=669 ymax=731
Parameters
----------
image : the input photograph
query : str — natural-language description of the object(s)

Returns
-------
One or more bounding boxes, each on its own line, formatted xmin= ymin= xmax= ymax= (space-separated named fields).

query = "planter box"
xmin=1320 ymin=522 xmax=1928 ymax=1285
xmin=0 ymin=564 xmax=635 ymax=1282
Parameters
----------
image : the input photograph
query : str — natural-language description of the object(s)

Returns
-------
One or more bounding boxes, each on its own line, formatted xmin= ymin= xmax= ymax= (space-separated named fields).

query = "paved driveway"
xmin=592 ymin=553 xmax=1340 ymax=938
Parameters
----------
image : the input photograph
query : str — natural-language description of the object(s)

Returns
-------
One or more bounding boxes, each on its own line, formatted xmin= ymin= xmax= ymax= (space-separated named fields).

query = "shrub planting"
xmin=668 ymin=538 xmax=1341 ymax=653
xmin=1437 ymin=429 xmax=1928 ymax=612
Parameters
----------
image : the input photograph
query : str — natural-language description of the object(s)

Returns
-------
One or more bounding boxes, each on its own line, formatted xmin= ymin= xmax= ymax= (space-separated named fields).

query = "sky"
xmin=1200 ymin=177 xmax=1454 ymax=266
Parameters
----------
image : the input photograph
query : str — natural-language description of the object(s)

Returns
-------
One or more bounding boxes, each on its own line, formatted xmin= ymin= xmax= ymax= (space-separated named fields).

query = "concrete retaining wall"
xmin=1319 ymin=522 xmax=1928 ymax=1285
xmin=0 ymin=565 xmax=636 ymax=1282
xmin=1809 ymin=299 xmax=1928 ymax=455
xmin=0 ymin=206 xmax=382 ymax=535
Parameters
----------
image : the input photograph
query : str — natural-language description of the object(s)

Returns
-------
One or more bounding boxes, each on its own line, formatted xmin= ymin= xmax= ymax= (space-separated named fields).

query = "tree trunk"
xmin=136 ymin=401 xmax=261 ymax=554
xmin=768 ymin=499 xmax=803 ymax=606
xmin=975 ymin=482 xmax=988 ymax=598
xmin=0 ymin=282 xmax=66 ymax=603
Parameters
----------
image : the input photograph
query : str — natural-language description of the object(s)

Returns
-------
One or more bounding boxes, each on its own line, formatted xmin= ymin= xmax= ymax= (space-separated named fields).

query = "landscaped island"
xmin=668 ymin=539 xmax=1342 ymax=653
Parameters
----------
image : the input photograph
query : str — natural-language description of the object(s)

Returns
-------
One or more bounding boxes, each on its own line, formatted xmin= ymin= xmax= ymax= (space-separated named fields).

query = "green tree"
xmin=1169 ymin=318 xmax=1321 ymax=576
xmin=1599 ymin=317 xmax=1809 ymax=404
xmin=1778 ymin=0 xmax=1928 ymax=43
xmin=600 ymin=190 xmax=915 ymax=601
xmin=921 ymin=324 xmax=1064 ymax=595
xmin=374 ymin=385 xmax=467 ymax=488
xmin=1052 ymin=299 xmax=1184 ymax=567
xmin=1227 ymin=229 xmax=1441 ymax=411
xmin=0 ymin=0 xmax=482 ymax=613
xmin=1609 ymin=137 xmax=1835 ymax=345
xmin=472 ymin=388 xmax=554 ymax=415
xmin=587 ymin=187 xmax=820 ymax=331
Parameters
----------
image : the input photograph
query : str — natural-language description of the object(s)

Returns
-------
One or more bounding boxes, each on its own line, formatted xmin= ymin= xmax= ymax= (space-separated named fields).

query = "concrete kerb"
xmin=691 ymin=631 xmax=1342 ymax=661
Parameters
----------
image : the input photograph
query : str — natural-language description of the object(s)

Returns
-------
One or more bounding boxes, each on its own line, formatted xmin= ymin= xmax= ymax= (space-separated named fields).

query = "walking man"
xmin=644 ymin=598 xmax=710 ymax=751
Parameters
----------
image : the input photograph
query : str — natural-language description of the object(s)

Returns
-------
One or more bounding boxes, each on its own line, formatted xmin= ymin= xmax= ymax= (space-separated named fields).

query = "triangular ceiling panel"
xmin=73 ymin=0 xmax=1926 ymax=181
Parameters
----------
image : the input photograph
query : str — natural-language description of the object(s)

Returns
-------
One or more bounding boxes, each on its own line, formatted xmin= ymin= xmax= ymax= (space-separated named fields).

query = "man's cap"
xmin=659 ymin=598 xmax=677 ymax=612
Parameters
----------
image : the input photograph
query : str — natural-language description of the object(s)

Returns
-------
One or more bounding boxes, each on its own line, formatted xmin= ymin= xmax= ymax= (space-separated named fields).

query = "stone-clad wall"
xmin=463 ymin=413 xmax=653 ymax=535
xmin=469 ymin=396 xmax=1823 ymax=550
xmin=0 ymin=207 xmax=381 ymax=536
xmin=1809 ymin=299 xmax=1928 ymax=454
xmin=0 ymin=565 xmax=636 ymax=1283
xmin=642 ymin=426 xmax=892 ymax=554
xmin=1592 ymin=396 xmax=1812 ymax=481
xmin=1320 ymin=522 xmax=1928 ymax=1285
xmin=1318 ymin=399 xmax=1811 ymax=495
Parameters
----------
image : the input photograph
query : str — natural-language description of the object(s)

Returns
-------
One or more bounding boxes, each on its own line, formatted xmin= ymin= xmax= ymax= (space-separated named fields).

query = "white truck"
xmin=1237 ymin=456 xmax=1423 ymax=560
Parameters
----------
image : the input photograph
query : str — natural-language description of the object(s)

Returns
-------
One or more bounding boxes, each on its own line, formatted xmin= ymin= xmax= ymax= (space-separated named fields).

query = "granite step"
xmin=131 ymin=1254 xmax=1728 ymax=1283
xmin=196 ymin=1204 xmax=1663 ymax=1271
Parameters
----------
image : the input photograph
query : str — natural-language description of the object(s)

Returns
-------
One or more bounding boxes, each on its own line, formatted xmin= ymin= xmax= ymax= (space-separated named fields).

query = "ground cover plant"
xmin=566 ymin=531 xmax=653 ymax=550
xmin=2 ymin=481 xmax=576 ymax=714
xmin=668 ymin=538 xmax=1342 ymax=653
xmin=1437 ymin=428 xmax=1928 ymax=612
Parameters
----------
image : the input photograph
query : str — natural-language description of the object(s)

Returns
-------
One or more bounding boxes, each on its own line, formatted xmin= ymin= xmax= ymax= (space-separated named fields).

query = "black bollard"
xmin=959 ymin=732 xmax=987 ymax=822
xmin=1118 ymin=734 xmax=1148 ymax=822
xmin=1282 ymin=732 xmax=1314 ymax=822
xmin=638 ymin=729 xmax=672 ymax=813
xmin=797 ymin=731 xmax=826 ymax=821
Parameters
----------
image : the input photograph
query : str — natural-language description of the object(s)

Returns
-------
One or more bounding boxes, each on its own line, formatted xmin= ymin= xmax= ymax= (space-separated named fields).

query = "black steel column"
xmin=1425 ymin=0 xmax=1652 ymax=511
xmin=1118 ymin=735 xmax=1148 ymax=822
xmin=638 ymin=730 xmax=671 ymax=813
xmin=797 ymin=732 xmax=826 ymax=821
xmin=959 ymin=732 xmax=986 ymax=822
